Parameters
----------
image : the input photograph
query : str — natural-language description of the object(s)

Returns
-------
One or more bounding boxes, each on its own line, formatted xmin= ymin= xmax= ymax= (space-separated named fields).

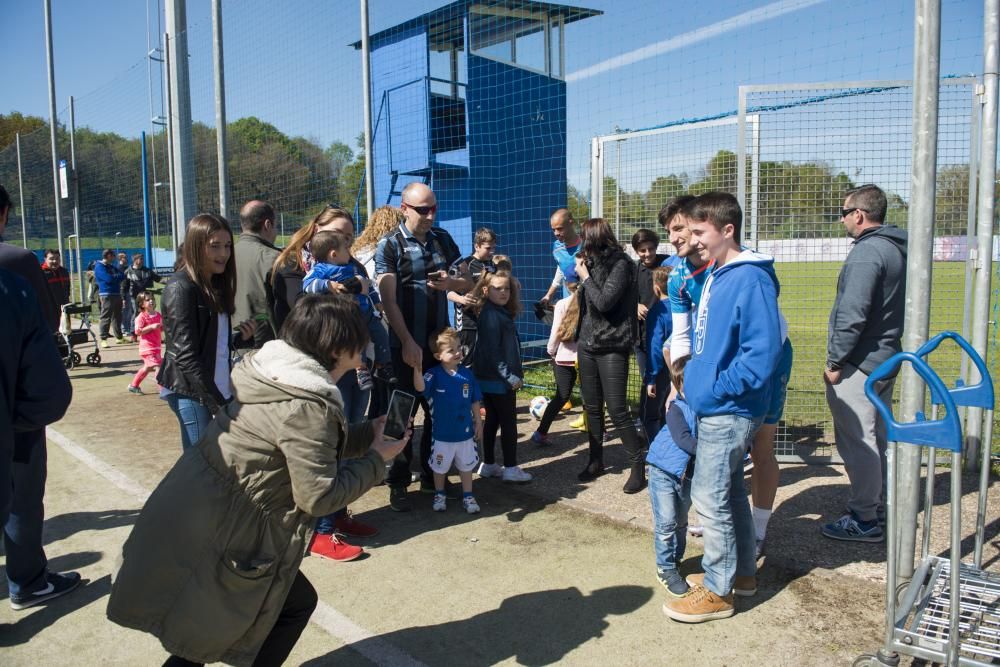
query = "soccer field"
xmin=523 ymin=260 xmax=997 ymax=462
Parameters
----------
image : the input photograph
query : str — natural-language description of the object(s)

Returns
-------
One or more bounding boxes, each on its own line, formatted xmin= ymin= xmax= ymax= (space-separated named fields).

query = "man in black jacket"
xmin=122 ymin=254 xmax=162 ymax=341
xmin=234 ymin=200 xmax=281 ymax=348
xmin=822 ymin=184 xmax=907 ymax=543
xmin=0 ymin=184 xmax=80 ymax=609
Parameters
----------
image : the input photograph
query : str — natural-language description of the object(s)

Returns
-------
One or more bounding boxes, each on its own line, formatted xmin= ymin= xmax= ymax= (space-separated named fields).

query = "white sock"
xmin=752 ymin=506 xmax=771 ymax=541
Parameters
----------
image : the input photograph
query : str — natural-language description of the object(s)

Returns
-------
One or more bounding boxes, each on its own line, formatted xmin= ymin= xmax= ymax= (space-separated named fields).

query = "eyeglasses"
xmin=840 ymin=207 xmax=868 ymax=218
xmin=403 ymin=202 xmax=437 ymax=216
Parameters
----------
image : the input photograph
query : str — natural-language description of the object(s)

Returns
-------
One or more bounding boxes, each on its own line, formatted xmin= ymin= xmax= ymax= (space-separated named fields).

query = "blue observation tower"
xmin=354 ymin=0 xmax=601 ymax=351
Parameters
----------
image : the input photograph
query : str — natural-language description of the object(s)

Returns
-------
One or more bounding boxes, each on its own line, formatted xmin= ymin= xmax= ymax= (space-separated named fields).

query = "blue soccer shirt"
xmin=421 ymin=364 xmax=483 ymax=442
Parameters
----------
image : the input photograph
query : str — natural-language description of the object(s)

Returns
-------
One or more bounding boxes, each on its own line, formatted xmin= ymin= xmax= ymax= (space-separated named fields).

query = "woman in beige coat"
xmin=107 ymin=293 xmax=407 ymax=666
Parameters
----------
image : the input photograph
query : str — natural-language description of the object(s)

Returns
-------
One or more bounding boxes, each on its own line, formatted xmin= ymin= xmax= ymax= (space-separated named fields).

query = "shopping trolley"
xmin=857 ymin=332 xmax=997 ymax=667
xmin=56 ymin=302 xmax=102 ymax=369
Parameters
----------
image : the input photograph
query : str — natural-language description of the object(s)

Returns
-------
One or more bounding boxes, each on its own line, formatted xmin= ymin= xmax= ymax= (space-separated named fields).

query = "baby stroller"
xmin=56 ymin=303 xmax=102 ymax=369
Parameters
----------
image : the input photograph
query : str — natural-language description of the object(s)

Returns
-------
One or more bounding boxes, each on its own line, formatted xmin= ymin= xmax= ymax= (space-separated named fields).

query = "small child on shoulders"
xmin=413 ymin=328 xmax=484 ymax=514
xmin=128 ymin=291 xmax=163 ymax=394
xmin=647 ymin=355 xmax=697 ymax=598
xmin=303 ymin=230 xmax=393 ymax=390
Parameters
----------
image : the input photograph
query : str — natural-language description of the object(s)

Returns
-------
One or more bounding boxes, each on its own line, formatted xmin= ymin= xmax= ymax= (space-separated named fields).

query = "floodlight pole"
xmin=43 ymin=0 xmax=64 ymax=260
xmin=968 ymin=0 xmax=998 ymax=560
xmin=69 ymin=96 xmax=84 ymax=303
xmin=165 ymin=0 xmax=196 ymax=242
xmin=15 ymin=132 xmax=27 ymax=248
xmin=211 ymin=0 xmax=229 ymax=220
xmin=895 ymin=0 xmax=942 ymax=582
xmin=360 ymin=0 xmax=375 ymax=220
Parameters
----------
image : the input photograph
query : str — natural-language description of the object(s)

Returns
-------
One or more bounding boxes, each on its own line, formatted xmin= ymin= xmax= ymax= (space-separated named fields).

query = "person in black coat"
xmin=573 ymin=218 xmax=647 ymax=493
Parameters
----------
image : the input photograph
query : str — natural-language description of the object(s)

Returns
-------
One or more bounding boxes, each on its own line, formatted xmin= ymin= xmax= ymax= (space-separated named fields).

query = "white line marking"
xmin=47 ymin=426 xmax=422 ymax=667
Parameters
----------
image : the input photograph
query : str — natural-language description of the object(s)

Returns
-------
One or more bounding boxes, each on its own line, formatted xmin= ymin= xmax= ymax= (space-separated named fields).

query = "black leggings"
xmin=483 ymin=390 xmax=518 ymax=467
xmin=538 ymin=362 xmax=577 ymax=434
xmin=577 ymin=348 xmax=647 ymax=466
xmin=163 ymin=570 xmax=318 ymax=667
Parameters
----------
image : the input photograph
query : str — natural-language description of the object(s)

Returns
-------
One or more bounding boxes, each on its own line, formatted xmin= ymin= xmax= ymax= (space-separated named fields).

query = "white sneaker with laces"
xmin=432 ymin=494 xmax=447 ymax=512
xmin=478 ymin=463 xmax=502 ymax=478
xmin=463 ymin=496 xmax=481 ymax=514
xmin=502 ymin=466 xmax=532 ymax=483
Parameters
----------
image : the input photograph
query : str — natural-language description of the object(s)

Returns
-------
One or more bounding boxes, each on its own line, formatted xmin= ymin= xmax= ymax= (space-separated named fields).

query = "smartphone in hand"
xmin=384 ymin=390 xmax=416 ymax=440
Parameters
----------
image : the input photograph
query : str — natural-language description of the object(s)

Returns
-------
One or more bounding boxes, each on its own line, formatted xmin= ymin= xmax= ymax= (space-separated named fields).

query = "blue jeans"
xmin=5 ymin=430 xmax=48 ymax=596
xmin=649 ymin=465 xmax=692 ymax=577
xmin=690 ymin=414 xmax=760 ymax=596
xmin=164 ymin=393 xmax=213 ymax=451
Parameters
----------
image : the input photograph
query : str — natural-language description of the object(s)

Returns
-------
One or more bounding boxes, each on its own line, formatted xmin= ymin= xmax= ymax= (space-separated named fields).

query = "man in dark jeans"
xmin=375 ymin=182 xmax=470 ymax=511
xmin=93 ymin=248 xmax=125 ymax=346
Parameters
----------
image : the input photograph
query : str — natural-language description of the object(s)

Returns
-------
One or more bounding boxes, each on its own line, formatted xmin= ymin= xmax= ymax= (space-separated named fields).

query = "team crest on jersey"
xmin=694 ymin=284 xmax=711 ymax=355
xmin=434 ymin=453 xmax=445 ymax=465
xmin=424 ymin=372 xmax=434 ymax=383
xmin=462 ymin=383 xmax=470 ymax=398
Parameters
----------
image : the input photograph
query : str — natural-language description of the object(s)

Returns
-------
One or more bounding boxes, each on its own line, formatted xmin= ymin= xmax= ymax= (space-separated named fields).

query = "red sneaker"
xmin=308 ymin=533 xmax=363 ymax=562
xmin=334 ymin=512 xmax=379 ymax=538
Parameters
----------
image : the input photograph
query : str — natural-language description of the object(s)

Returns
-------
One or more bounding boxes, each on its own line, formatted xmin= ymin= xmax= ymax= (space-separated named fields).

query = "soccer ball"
xmin=529 ymin=396 xmax=550 ymax=420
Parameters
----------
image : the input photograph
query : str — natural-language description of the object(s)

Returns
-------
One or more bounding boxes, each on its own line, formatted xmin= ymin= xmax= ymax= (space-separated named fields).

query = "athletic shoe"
xmin=568 ymin=414 xmax=586 ymax=430
xmin=432 ymin=493 xmax=447 ymax=512
xmin=743 ymin=452 xmax=754 ymax=474
xmin=10 ymin=571 xmax=82 ymax=610
xmin=463 ymin=496 xmax=481 ymax=514
xmin=502 ymin=466 xmax=532 ymax=483
xmin=821 ymin=513 xmax=884 ymax=543
xmin=530 ymin=431 xmax=550 ymax=445
xmin=562 ymin=400 xmax=573 ymax=411
xmin=658 ymin=571 xmax=690 ymax=598
xmin=334 ymin=512 xmax=379 ymax=538
xmin=100 ymin=339 xmax=108 ymax=349
xmin=308 ymin=533 xmax=363 ymax=562
xmin=578 ymin=461 xmax=606 ymax=482
xmin=686 ymin=572 xmax=757 ymax=597
xmin=662 ymin=585 xmax=734 ymax=623
xmin=127 ymin=385 xmax=143 ymax=395
xmin=478 ymin=462 xmax=502 ymax=478
xmin=388 ymin=486 xmax=412 ymax=512
xmin=372 ymin=363 xmax=397 ymax=385
xmin=356 ymin=367 xmax=374 ymax=391
xmin=688 ymin=523 xmax=704 ymax=537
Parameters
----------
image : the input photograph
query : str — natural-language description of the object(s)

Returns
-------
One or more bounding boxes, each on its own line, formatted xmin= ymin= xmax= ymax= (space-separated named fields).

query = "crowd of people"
xmin=0 ymin=178 xmax=907 ymax=662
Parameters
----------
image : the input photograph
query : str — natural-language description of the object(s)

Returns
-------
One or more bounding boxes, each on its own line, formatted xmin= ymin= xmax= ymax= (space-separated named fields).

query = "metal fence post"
xmin=69 ymin=96 xmax=83 ymax=304
xmin=896 ymin=0 xmax=943 ymax=581
xmin=142 ymin=132 xmax=153 ymax=268
xmin=15 ymin=132 xmax=27 ymax=248
xmin=165 ymin=0 xmax=196 ymax=242
xmin=212 ymin=0 xmax=229 ymax=220
xmin=590 ymin=137 xmax=602 ymax=218
xmin=360 ymin=0 xmax=375 ymax=221
xmin=967 ymin=0 xmax=999 ymax=475
xmin=43 ymin=0 xmax=63 ymax=259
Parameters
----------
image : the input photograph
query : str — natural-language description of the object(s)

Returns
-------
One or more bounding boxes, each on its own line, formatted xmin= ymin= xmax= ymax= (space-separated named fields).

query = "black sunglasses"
xmin=403 ymin=202 xmax=437 ymax=216
xmin=840 ymin=207 xmax=868 ymax=218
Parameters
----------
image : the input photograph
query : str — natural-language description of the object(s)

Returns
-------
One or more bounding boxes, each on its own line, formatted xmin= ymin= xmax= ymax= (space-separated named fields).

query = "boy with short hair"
xmin=647 ymin=355 xmax=697 ymax=598
xmin=641 ymin=265 xmax=672 ymax=440
xmin=413 ymin=328 xmax=484 ymax=514
xmin=303 ymin=230 xmax=394 ymax=389
xmin=662 ymin=192 xmax=782 ymax=624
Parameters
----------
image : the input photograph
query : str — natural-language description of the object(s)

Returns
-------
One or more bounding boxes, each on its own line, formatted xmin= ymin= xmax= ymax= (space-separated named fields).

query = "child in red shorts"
xmin=128 ymin=291 xmax=163 ymax=394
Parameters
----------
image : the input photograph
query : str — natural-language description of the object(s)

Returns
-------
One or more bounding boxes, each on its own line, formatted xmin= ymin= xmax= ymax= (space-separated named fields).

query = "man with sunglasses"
xmin=822 ymin=184 xmax=907 ymax=543
xmin=376 ymin=182 xmax=472 ymax=511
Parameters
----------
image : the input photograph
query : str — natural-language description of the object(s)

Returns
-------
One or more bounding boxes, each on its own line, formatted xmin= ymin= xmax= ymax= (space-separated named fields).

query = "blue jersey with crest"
xmin=421 ymin=364 xmax=483 ymax=442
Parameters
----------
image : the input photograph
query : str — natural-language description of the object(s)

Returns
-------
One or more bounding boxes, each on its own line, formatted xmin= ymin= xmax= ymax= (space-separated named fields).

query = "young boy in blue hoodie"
xmin=641 ymin=265 xmax=673 ymax=440
xmin=662 ymin=192 xmax=782 ymax=624
xmin=647 ymin=355 xmax=697 ymax=598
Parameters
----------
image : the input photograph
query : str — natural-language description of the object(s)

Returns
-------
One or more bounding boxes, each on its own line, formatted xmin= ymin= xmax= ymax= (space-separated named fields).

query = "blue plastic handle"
xmin=865 ymin=352 xmax=963 ymax=451
xmin=915 ymin=331 xmax=995 ymax=409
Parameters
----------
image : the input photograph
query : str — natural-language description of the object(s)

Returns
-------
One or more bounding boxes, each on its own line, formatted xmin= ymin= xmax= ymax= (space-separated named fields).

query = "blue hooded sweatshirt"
xmin=685 ymin=249 xmax=783 ymax=420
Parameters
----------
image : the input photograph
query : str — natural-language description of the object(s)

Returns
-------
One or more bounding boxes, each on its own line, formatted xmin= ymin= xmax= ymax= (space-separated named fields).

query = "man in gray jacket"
xmin=822 ymin=184 xmax=907 ymax=543
xmin=234 ymin=200 xmax=281 ymax=347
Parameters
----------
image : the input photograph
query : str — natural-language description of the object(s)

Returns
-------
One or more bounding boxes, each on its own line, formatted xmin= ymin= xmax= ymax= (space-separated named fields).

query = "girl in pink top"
xmin=530 ymin=283 xmax=580 ymax=445
xmin=129 ymin=291 xmax=163 ymax=394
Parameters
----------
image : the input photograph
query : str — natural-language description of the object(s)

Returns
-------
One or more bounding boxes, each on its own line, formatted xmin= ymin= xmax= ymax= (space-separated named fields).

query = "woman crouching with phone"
xmin=107 ymin=293 xmax=409 ymax=667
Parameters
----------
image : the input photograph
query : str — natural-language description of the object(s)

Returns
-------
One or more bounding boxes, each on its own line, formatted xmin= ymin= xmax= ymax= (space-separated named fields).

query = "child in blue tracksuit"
xmin=647 ymin=355 xmax=697 ymax=598
xmin=641 ymin=265 xmax=673 ymax=441
xmin=303 ymin=230 xmax=393 ymax=388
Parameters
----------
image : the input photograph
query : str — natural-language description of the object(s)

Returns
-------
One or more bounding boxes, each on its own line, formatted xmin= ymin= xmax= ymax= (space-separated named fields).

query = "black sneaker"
xmin=389 ymin=486 xmax=412 ymax=512
xmin=372 ymin=363 xmax=398 ymax=385
xmin=10 ymin=571 xmax=82 ymax=610
xmin=657 ymin=571 xmax=690 ymax=598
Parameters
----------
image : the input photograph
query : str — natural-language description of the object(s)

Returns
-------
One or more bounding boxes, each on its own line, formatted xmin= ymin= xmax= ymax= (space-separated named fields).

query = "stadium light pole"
xmin=43 ymin=0 xmax=64 ymax=260
xmin=360 ymin=0 xmax=375 ymax=221
xmin=211 ymin=0 xmax=229 ymax=220
xmin=895 ymin=0 xmax=942 ymax=582
xmin=69 ymin=95 xmax=83 ymax=301
xmin=165 ymin=0 xmax=196 ymax=243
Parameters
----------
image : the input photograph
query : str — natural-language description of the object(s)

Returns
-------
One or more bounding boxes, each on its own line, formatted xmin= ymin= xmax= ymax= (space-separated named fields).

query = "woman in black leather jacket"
xmin=158 ymin=214 xmax=255 ymax=450
xmin=573 ymin=218 xmax=647 ymax=493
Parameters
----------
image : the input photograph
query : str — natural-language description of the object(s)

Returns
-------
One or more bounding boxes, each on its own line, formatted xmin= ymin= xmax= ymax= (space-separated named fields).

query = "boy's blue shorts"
xmin=764 ymin=338 xmax=794 ymax=426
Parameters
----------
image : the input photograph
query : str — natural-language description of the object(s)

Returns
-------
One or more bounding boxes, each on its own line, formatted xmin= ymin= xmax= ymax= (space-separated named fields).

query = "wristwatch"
xmin=826 ymin=361 xmax=840 ymax=371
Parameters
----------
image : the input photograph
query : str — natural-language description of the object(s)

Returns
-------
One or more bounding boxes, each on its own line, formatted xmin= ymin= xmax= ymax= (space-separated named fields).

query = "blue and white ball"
xmin=529 ymin=396 xmax=550 ymax=420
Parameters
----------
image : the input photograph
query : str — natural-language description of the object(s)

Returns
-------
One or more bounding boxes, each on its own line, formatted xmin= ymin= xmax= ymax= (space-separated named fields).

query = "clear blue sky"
xmin=2 ymin=0 xmax=987 ymax=193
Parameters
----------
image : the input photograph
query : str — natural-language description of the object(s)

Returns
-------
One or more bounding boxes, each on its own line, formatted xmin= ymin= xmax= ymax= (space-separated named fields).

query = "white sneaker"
xmin=432 ymin=494 xmax=447 ymax=512
xmin=478 ymin=463 xmax=502 ymax=478
xmin=502 ymin=466 xmax=533 ymax=483
xmin=463 ymin=496 xmax=481 ymax=514
xmin=688 ymin=523 xmax=704 ymax=537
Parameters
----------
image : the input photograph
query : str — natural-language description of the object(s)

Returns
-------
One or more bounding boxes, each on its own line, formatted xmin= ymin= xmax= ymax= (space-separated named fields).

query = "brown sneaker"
xmin=685 ymin=572 xmax=757 ymax=597
xmin=662 ymin=585 xmax=735 ymax=623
